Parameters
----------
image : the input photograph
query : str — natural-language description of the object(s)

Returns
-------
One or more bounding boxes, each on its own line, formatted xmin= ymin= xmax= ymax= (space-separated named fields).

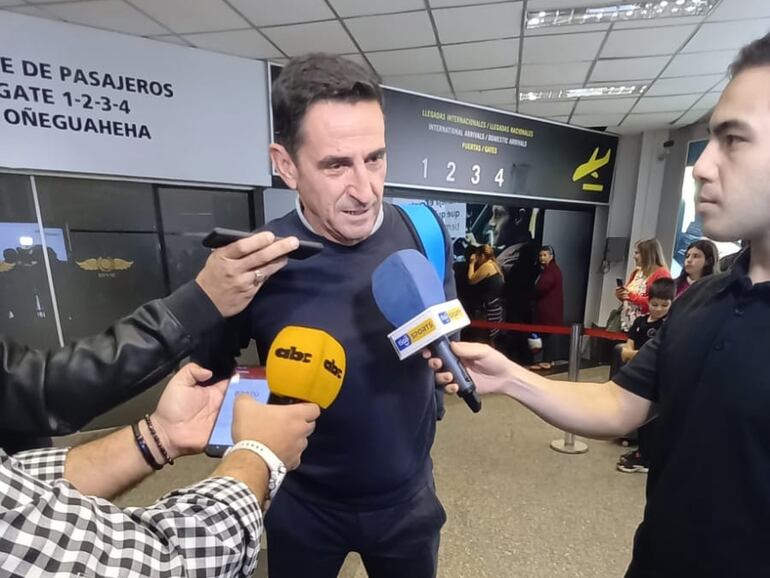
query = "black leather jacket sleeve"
xmin=0 ymin=281 xmax=223 ymax=437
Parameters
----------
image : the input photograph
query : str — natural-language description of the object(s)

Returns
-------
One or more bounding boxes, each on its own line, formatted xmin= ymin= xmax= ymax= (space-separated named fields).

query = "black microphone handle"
xmin=430 ymin=336 xmax=482 ymax=413
xmin=268 ymin=393 xmax=297 ymax=405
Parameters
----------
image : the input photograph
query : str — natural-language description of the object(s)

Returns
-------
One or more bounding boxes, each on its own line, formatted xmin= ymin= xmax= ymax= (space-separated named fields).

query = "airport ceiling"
xmin=3 ymin=0 xmax=769 ymax=134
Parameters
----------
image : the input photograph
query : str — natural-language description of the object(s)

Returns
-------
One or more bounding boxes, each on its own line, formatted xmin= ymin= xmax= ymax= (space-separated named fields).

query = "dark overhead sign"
xmin=383 ymin=87 xmax=618 ymax=205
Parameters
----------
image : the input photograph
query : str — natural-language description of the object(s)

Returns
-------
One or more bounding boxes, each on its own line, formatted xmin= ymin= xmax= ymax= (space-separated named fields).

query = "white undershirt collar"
xmin=294 ymin=196 xmax=385 ymax=238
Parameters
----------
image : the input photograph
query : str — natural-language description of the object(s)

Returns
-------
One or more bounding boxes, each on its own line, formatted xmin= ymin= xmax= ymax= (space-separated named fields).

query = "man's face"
xmin=271 ymin=100 xmax=386 ymax=246
xmin=648 ymin=297 xmax=671 ymax=321
xmin=692 ymin=66 xmax=770 ymax=243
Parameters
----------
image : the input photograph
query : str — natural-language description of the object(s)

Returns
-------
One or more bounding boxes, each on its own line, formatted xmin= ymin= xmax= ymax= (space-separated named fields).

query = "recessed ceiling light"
xmin=520 ymin=85 xmax=647 ymax=101
xmin=526 ymin=0 xmax=718 ymax=29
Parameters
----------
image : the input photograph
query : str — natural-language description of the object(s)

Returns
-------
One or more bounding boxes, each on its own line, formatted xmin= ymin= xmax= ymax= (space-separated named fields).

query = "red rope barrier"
xmin=468 ymin=320 xmax=627 ymax=342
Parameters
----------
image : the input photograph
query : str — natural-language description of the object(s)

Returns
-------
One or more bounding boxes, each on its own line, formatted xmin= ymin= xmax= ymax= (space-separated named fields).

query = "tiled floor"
xmin=106 ymin=365 xmax=647 ymax=577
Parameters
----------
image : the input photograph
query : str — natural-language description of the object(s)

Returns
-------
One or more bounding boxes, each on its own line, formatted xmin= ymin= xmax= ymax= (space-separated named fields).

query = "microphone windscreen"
xmin=372 ymin=249 xmax=446 ymax=327
xmin=265 ymin=326 xmax=346 ymax=409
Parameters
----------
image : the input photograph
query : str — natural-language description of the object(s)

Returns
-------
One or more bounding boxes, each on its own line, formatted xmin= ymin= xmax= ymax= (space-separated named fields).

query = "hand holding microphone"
xmin=372 ymin=249 xmax=481 ymax=413
xmin=265 ymin=325 xmax=346 ymax=408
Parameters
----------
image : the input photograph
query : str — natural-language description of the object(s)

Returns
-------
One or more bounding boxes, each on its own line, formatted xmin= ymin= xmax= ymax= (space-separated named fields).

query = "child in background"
xmin=617 ymin=278 xmax=676 ymax=473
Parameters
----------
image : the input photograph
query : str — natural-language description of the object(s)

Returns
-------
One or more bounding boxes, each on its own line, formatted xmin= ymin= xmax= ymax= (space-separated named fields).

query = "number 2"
xmin=446 ymin=161 xmax=456 ymax=182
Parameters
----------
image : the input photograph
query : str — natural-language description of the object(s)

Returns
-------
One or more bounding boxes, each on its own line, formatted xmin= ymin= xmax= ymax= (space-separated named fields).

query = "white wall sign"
xmin=0 ymin=13 xmax=271 ymax=186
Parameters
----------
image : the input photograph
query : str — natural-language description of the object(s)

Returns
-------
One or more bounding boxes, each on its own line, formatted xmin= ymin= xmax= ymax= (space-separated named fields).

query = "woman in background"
xmin=616 ymin=238 xmax=670 ymax=332
xmin=468 ymin=244 xmax=505 ymax=346
xmin=530 ymin=246 xmax=564 ymax=370
xmin=676 ymin=239 xmax=719 ymax=297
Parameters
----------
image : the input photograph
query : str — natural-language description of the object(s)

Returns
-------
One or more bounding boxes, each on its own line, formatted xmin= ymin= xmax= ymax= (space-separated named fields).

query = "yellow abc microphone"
xmin=266 ymin=326 xmax=346 ymax=409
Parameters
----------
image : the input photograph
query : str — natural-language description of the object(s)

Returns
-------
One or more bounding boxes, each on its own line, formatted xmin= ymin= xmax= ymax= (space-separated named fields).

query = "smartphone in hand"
xmin=616 ymin=277 xmax=625 ymax=287
xmin=202 ymin=227 xmax=323 ymax=260
xmin=205 ymin=367 xmax=270 ymax=458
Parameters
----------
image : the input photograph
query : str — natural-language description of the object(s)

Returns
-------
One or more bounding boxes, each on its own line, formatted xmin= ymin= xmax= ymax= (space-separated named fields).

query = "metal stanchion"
xmin=550 ymin=323 xmax=589 ymax=454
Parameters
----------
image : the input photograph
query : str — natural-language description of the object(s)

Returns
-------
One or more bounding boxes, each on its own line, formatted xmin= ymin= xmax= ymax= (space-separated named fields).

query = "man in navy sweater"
xmin=195 ymin=53 xmax=455 ymax=578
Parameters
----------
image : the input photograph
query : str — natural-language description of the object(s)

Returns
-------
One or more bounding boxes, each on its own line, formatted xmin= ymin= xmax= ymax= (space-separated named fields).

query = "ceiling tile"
xmin=1 ymin=6 xmax=56 ymax=17
xmin=455 ymin=88 xmax=516 ymax=106
xmin=450 ymin=66 xmax=517 ymax=91
xmin=707 ymin=0 xmax=770 ymax=21
xmin=442 ymin=39 xmax=518 ymax=71
xmin=129 ymin=0 xmax=247 ymax=34
xmin=526 ymin=0 xmax=594 ymax=9
xmin=520 ymin=61 xmax=591 ymax=86
xmin=228 ymin=0 xmax=334 ymax=26
xmin=430 ymin=0 xmax=507 ymax=6
xmin=523 ymin=32 xmax=604 ymax=64
xmin=43 ymin=0 xmax=168 ymax=35
xmin=367 ymin=46 xmax=443 ymax=76
xmin=340 ymin=53 xmax=371 ymax=70
xmin=346 ymin=11 xmax=434 ymax=51
xmin=571 ymin=114 xmax=625 ymax=128
xmin=591 ymin=56 xmax=669 ymax=82
xmin=0 ymin=1 xmax=31 ymax=7
xmin=612 ymin=16 xmax=703 ymax=29
xmin=693 ymin=92 xmax=722 ymax=109
xmin=633 ymin=94 xmax=701 ymax=113
xmin=645 ymin=74 xmax=725 ymax=96
xmin=518 ymin=100 xmax=575 ymax=116
xmin=24 ymin=0 xmax=85 ymax=3
xmin=684 ymin=19 xmax=770 ymax=53
xmin=147 ymin=34 xmax=190 ymax=47
xmin=546 ymin=115 xmax=570 ymax=123
xmin=712 ymin=77 xmax=728 ymax=92
xmin=183 ymin=29 xmax=283 ymax=59
xmin=675 ymin=109 xmax=711 ymax=127
xmin=662 ymin=49 xmax=736 ymax=77
xmin=574 ymin=97 xmax=637 ymax=114
xmin=263 ymin=20 xmax=357 ymax=56
xmin=601 ymin=25 xmax=696 ymax=58
xmin=434 ymin=3 xmax=522 ymax=44
xmin=331 ymin=0 xmax=423 ymax=17
xmin=621 ymin=112 xmax=680 ymax=128
xmin=382 ymin=72 xmax=451 ymax=94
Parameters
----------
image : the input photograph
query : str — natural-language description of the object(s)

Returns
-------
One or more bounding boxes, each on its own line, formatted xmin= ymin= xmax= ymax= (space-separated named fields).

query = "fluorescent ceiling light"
xmin=526 ymin=0 xmax=718 ymax=29
xmin=520 ymin=85 xmax=646 ymax=101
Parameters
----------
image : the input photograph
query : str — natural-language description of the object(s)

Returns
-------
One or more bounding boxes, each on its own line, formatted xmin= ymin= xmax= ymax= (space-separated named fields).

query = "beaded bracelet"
xmin=144 ymin=414 xmax=174 ymax=466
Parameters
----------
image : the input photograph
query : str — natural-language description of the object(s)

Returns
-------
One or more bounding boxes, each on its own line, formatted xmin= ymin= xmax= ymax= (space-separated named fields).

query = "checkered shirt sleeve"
xmin=1 ymin=450 xmax=263 ymax=578
xmin=13 ymin=446 xmax=69 ymax=482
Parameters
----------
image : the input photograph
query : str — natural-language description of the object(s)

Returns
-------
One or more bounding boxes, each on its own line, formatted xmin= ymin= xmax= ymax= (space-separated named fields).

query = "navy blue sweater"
xmin=196 ymin=203 xmax=455 ymax=508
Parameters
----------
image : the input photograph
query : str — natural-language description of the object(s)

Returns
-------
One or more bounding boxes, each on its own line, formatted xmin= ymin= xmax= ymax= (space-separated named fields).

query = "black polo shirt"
xmin=614 ymin=250 xmax=770 ymax=578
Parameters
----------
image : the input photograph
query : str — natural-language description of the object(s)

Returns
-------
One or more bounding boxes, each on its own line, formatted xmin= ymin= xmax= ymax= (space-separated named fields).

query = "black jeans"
xmin=265 ymin=481 xmax=446 ymax=578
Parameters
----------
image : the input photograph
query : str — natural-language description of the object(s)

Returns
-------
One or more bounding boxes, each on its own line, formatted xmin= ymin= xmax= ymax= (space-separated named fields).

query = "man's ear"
xmin=269 ymin=143 xmax=299 ymax=190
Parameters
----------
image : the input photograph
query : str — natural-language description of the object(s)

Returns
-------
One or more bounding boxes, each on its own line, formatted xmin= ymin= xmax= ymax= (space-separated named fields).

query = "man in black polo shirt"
xmin=429 ymin=33 xmax=770 ymax=578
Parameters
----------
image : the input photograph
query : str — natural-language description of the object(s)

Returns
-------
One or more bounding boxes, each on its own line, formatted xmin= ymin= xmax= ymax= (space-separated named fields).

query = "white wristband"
xmin=225 ymin=440 xmax=287 ymax=503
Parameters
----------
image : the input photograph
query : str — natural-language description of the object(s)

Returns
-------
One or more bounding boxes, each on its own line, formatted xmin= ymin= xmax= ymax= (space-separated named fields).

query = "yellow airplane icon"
xmin=572 ymin=147 xmax=612 ymax=192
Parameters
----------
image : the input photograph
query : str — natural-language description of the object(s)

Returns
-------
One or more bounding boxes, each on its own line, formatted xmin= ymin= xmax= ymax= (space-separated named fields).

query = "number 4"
xmin=495 ymin=168 xmax=505 ymax=188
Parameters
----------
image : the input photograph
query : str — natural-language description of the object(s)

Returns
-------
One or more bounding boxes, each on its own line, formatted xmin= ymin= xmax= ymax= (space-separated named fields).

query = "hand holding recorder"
xmin=196 ymin=227 xmax=322 ymax=318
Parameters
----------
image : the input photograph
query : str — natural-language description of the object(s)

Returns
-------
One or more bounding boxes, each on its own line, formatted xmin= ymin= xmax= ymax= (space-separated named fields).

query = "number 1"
xmin=422 ymin=158 xmax=428 ymax=179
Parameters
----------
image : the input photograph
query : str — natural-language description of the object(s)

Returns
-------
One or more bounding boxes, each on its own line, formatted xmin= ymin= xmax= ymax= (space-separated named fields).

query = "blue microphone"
xmin=372 ymin=249 xmax=481 ymax=413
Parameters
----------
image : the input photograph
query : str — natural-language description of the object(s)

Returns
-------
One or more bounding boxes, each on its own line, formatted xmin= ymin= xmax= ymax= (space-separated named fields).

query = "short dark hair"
xmin=730 ymin=32 xmax=770 ymax=78
xmin=649 ymin=278 xmax=675 ymax=301
xmin=272 ymin=53 xmax=383 ymax=157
